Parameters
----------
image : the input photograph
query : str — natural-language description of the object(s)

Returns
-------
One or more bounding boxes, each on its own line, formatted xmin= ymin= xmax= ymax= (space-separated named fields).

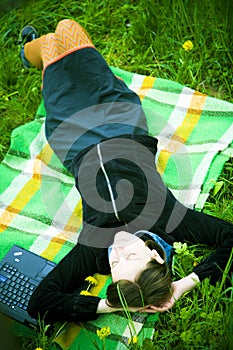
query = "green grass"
xmin=0 ymin=0 xmax=232 ymax=349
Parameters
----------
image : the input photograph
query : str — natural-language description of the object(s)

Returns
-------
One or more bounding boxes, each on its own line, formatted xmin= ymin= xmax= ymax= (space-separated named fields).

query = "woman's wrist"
xmin=96 ymin=299 xmax=122 ymax=314
xmin=177 ymin=272 xmax=200 ymax=294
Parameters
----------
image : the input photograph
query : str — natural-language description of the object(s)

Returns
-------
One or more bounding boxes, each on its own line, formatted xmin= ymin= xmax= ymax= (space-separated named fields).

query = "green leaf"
xmin=213 ymin=181 xmax=224 ymax=196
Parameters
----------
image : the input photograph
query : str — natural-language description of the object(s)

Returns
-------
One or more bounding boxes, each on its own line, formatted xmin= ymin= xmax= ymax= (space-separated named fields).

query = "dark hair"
xmin=106 ymin=240 xmax=172 ymax=308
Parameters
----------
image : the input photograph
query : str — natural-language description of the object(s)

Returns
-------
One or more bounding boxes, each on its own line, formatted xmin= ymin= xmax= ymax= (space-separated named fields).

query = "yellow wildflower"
xmin=182 ymin=40 xmax=193 ymax=51
xmin=80 ymin=290 xmax=92 ymax=296
xmin=85 ymin=276 xmax=98 ymax=286
xmin=128 ymin=335 xmax=138 ymax=344
xmin=96 ymin=326 xmax=111 ymax=340
xmin=35 ymin=348 xmax=43 ymax=350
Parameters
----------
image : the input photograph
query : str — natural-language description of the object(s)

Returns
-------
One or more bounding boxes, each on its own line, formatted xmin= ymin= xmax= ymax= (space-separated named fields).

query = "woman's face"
xmin=109 ymin=231 xmax=164 ymax=282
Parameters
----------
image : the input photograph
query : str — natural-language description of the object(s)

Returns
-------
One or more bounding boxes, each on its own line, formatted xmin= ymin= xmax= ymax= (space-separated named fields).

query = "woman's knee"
xmin=55 ymin=19 xmax=81 ymax=33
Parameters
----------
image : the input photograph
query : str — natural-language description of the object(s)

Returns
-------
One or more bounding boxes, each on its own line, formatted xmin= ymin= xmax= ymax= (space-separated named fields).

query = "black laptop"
xmin=0 ymin=245 xmax=56 ymax=329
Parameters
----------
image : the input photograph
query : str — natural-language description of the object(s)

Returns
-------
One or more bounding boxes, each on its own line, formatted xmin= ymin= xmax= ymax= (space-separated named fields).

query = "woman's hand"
xmin=96 ymin=299 xmax=122 ymax=313
xmin=97 ymin=299 xmax=152 ymax=314
xmin=140 ymin=272 xmax=200 ymax=313
xmin=97 ymin=272 xmax=199 ymax=314
xmin=140 ymin=280 xmax=183 ymax=313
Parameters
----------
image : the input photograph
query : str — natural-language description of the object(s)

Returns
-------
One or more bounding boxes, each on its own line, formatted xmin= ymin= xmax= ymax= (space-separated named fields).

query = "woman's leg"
xmin=23 ymin=19 xmax=93 ymax=69
xmin=55 ymin=19 xmax=93 ymax=49
xmin=24 ymin=33 xmax=64 ymax=68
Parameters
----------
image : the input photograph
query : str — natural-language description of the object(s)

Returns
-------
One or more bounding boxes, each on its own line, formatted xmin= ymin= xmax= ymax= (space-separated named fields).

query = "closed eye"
xmin=126 ymin=253 xmax=138 ymax=260
xmin=111 ymin=261 xmax=119 ymax=268
xmin=111 ymin=254 xmax=138 ymax=268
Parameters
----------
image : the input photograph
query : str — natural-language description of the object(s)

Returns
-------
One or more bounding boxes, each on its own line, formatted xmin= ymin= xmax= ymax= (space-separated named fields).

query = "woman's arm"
xmin=97 ymin=299 xmax=147 ymax=314
xmin=28 ymin=244 xmax=104 ymax=322
xmin=147 ymin=211 xmax=232 ymax=312
xmin=97 ymin=299 xmax=121 ymax=313
xmin=141 ymin=272 xmax=200 ymax=313
xmin=170 ymin=206 xmax=233 ymax=285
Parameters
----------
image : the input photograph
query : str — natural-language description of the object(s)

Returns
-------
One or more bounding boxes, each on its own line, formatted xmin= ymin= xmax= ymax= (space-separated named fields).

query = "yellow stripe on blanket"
xmin=38 ymin=143 xmax=54 ymax=164
xmin=53 ymin=322 xmax=82 ymax=350
xmin=0 ymin=144 xmax=54 ymax=233
xmin=52 ymin=274 xmax=111 ymax=349
xmin=138 ymin=76 xmax=156 ymax=100
xmin=91 ymin=273 xmax=111 ymax=296
xmin=0 ymin=160 xmax=42 ymax=233
xmin=158 ymin=91 xmax=207 ymax=174
xmin=41 ymin=199 xmax=83 ymax=260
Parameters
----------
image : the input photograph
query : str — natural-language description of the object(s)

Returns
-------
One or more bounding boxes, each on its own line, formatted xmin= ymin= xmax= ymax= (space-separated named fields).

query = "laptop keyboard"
xmin=0 ymin=263 xmax=37 ymax=311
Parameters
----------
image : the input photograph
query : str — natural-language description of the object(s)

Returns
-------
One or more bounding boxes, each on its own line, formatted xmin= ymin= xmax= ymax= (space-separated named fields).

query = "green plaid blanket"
xmin=0 ymin=67 xmax=232 ymax=349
